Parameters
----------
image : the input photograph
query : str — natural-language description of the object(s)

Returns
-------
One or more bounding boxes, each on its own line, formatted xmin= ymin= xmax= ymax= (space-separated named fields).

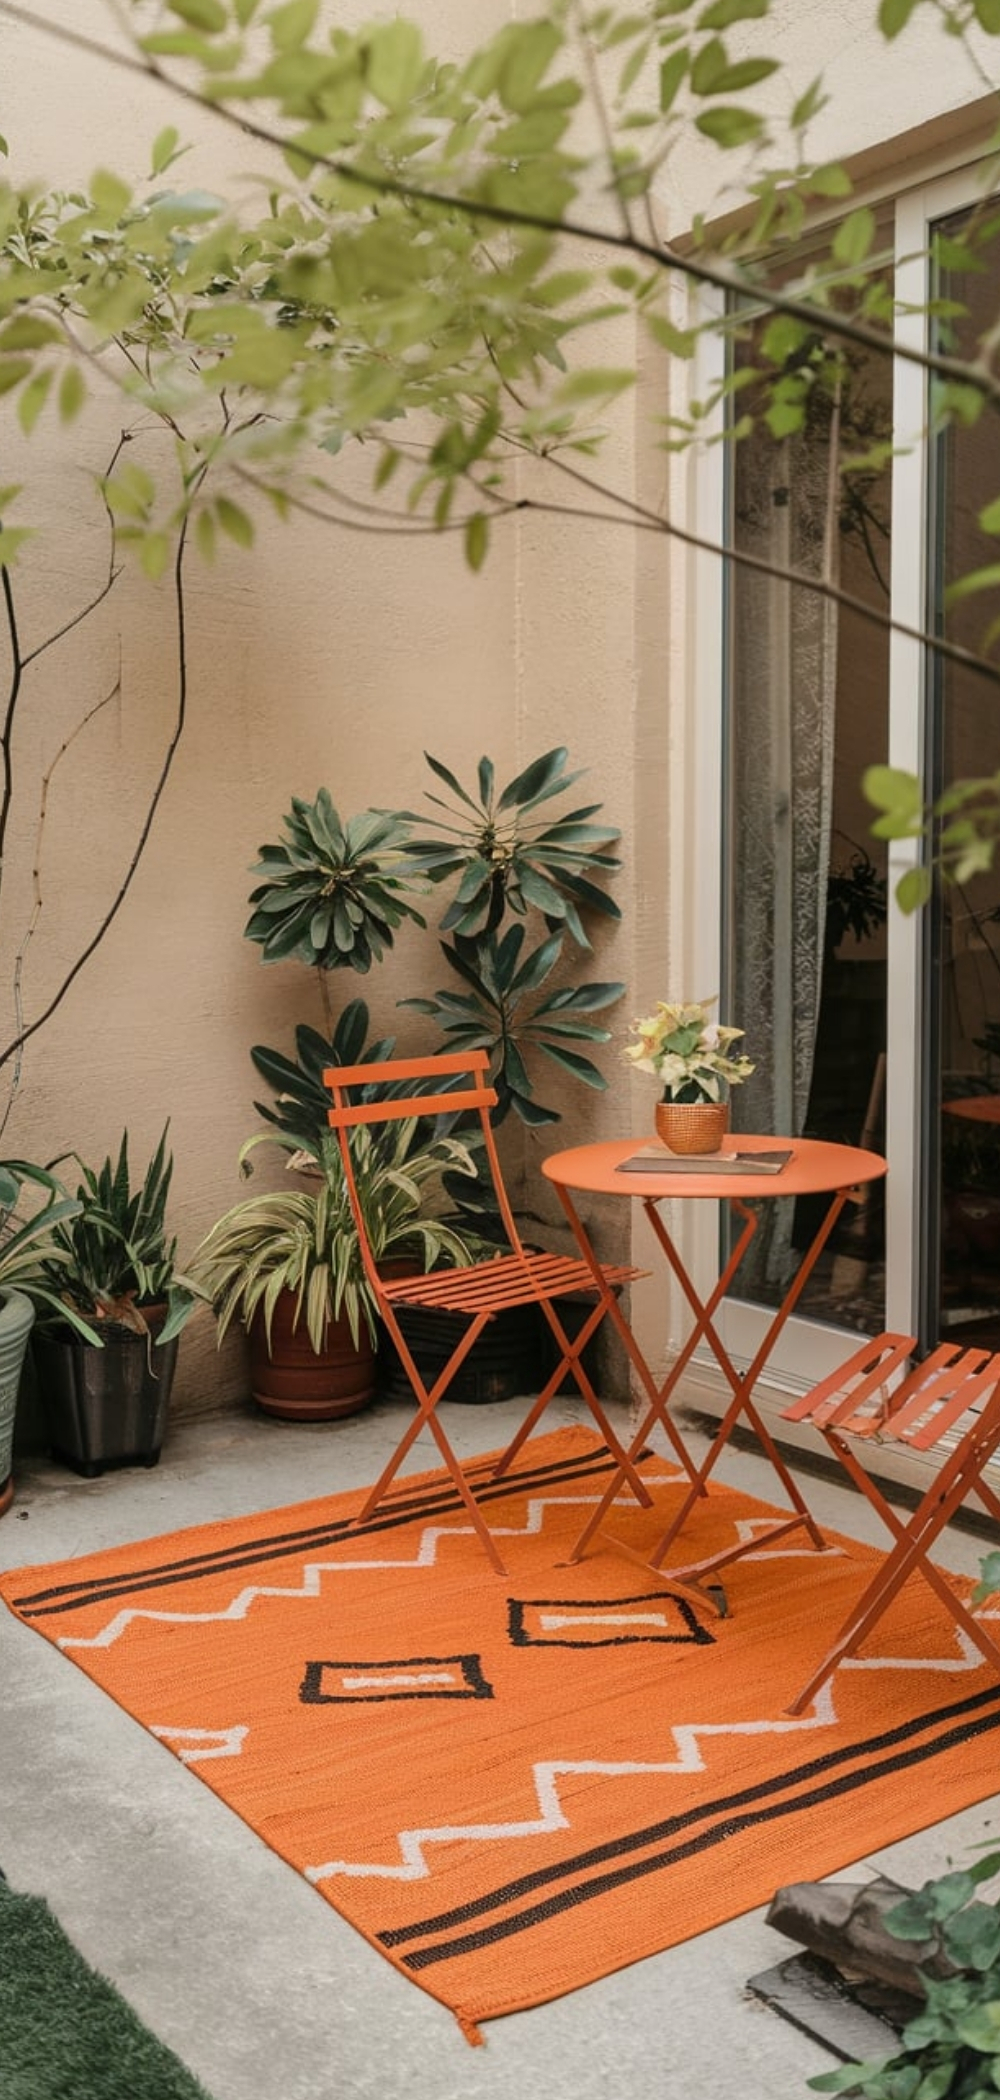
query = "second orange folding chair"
xmin=781 ymin=1331 xmax=1000 ymax=1712
xmin=325 ymin=1050 xmax=652 ymax=1573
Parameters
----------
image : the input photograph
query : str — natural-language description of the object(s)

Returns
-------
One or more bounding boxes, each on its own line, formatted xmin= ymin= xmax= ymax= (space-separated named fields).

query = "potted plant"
xmin=245 ymin=750 xmax=626 ymax=1402
xmin=32 ymin=1126 xmax=196 ymax=1477
xmin=0 ymin=1162 xmax=99 ymax=1514
xmin=623 ymin=997 xmax=755 ymax=1155
xmin=187 ymin=1122 xmax=479 ymax=1420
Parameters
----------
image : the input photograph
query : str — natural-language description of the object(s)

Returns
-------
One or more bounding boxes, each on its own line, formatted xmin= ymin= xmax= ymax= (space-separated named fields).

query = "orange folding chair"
xmin=781 ymin=1331 xmax=1000 ymax=1713
xmin=324 ymin=1051 xmax=650 ymax=1573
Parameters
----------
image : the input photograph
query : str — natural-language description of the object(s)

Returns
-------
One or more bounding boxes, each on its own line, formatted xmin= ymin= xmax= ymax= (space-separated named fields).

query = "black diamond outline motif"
xmin=299 ymin=1652 xmax=494 ymax=1704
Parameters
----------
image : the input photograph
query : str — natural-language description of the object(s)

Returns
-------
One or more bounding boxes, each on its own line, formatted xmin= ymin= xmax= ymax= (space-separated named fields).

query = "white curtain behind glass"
xmin=730 ymin=404 xmax=840 ymax=1292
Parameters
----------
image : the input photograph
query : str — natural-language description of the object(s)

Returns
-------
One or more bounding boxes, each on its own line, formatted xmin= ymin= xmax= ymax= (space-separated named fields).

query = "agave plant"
xmin=187 ymin=1125 xmax=479 ymax=1355
xmin=244 ymin=791 xmax=428 ymax=972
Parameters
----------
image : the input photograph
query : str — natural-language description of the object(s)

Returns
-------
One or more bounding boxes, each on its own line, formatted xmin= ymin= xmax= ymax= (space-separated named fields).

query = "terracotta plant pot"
xmin=248 ymin=1289 xmax=376 ymax=1420
xmin=655 ymin=1098 xmax=729 ymax=1156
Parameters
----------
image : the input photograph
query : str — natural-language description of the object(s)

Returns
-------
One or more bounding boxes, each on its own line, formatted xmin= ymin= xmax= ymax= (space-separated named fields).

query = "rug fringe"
xmin=456 ymin=2009 xmax=485 ymax=2047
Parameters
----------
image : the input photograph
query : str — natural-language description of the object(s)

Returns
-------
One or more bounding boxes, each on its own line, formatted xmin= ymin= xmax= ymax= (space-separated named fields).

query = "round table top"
xmin=541 ymin=1133 xmax=888 ymax=1200
xmin=942 ymin=1096 xmax=1000 ymax=1125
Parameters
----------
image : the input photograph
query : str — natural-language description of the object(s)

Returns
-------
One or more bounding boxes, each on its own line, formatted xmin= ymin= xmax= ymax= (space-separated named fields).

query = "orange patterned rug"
xmin=4 ymin=1427 xmax=1000 ymax=2044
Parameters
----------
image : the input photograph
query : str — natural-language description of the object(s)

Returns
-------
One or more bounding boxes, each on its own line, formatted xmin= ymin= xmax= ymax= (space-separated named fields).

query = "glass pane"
xmin=722 ymin=275 xmax=891 ymax=1334
xmin=931 ymin=207 xmax=1000 ymax=1350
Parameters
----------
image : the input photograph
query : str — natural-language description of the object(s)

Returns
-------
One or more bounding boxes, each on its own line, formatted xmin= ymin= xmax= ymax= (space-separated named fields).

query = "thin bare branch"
xmin=0 ymin=511 xmax=195 ymax=1074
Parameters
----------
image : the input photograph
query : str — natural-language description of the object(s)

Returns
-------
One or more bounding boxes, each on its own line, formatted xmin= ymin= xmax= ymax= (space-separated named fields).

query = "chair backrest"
xmin=323 ymin=1051 xmax=522 ymax=1295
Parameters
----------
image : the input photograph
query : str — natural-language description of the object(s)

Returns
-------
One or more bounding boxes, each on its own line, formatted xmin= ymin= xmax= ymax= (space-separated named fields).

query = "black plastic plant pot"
xmin=34 ymin=1312 xmax=179 ymax=1478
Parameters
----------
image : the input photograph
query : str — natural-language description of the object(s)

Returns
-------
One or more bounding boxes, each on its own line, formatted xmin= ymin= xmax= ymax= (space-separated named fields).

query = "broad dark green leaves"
xmin=245 ymin=792 xmax=428 ymax=970
xmin=396 ymin=747 xmax=623 ymax=1123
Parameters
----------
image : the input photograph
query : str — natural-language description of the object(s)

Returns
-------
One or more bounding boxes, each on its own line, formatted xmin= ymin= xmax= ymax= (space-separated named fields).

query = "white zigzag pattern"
xmin=150 ymin=1724 xmax=248 ymax=1764
xmin=306 ymin=1607 xmax=1000 ymax=1886
xmin=55 ymin=1485 xmax=680 ymax=1652
xmin=305 ymin=1688 xmax=838 ymax=1884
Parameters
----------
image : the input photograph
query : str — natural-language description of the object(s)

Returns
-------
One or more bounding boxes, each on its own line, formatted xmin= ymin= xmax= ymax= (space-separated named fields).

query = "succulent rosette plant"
xmin=623 ymin=998 xmax=754 ymax=1103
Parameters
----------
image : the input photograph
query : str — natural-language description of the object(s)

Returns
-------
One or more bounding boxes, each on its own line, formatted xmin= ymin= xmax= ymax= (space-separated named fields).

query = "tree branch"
xmin=0 ymin=508 xmax=194 ymax=1073
xmin=1 ymin=0 xmax=999 ymax=414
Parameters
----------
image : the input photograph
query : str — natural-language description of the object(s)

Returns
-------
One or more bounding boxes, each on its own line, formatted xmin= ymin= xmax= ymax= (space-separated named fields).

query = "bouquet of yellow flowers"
xmin=623 ymin=998 xmax=754 ymax=1103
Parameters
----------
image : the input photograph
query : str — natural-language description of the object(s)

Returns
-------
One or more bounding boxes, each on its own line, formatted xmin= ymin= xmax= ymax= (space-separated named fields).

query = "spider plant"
xmin=187 ymin=1124 xmax=479 ymax=1356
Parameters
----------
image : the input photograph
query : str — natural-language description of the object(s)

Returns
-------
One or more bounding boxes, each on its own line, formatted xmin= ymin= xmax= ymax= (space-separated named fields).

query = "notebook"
xmin=615 ymin=1144 xmax=793 ymax=1177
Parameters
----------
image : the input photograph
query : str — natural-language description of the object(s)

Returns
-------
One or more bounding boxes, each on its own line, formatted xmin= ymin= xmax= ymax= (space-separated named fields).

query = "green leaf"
xmin=268 ymin=0 xmax=319 ymax=53
xmin=658 ymin=48 xmax=689 ymax=113
xmin=791 ymin=77 xmax=828 ymax=129
xmin=944 ymin=562 xmax=1000 ymax=606
xmin=0 ymin=357 xmax=31 ymax=398
xmin=57 ymin=364 xmax=86 ymax=424
xmin=979 ymin=496 xmax=1000 ymax=535
xmin=365 ymin=18 xmax=425 ymax=108
xmin=498 ymin=21 xmax=562 ymax=113
xmin=832 ymin=207 xmax=877 ymax=268
xmin=809 ymin=162 xmax=852 ymax=198
xmin=896 ymin=865 xmax=932 ymax=913
xmin=695 ymin=106 xmax=764 ymax=146
xmin=150 ymin=125 xmax=183 ymax=175
xmin=0 ymin=315 xmax=61 ymax=350
xmin=863 ymin=763 xmax=924 ymax=823
xmin=0 ymin=526 xmax=33 ymax=566
xmin=167 ymin=0 xmax=228 ymax=29
xmin=215 ymin=496 xmax=255 ymax=549
xmin=464 ymin=512 xmax=489 ymax=572
xmin=645 ymin=313 xmax=698 ymax=357
xmin=697 ymin=0 xmax=770 ymax=22
xmin=138 ymin=531 xmax=172 ymax=581
xmin=956 ymin=2001 xmax=1000 ymax=2051
xmin=878 ymin=0 xmax=922 ymax=31
xmin=16 ymin=368 xmax=54 ymax=436
xmin=556 ymin=367 xmax=636 ymax=401
xmin=90 ymin=168 xmax=131 ymax=220
xmin=973 ymin=0 xmax=1000 ymax=30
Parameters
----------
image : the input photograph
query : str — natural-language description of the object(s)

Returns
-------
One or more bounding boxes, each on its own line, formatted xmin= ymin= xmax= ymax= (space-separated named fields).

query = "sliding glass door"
xmin=714 ymin=167 xmax=1000 ymax=1383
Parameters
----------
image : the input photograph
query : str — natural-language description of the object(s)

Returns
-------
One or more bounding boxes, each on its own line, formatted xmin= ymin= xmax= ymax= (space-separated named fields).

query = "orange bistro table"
xmin=541 ymin=1133 xmax=888 ymax=1614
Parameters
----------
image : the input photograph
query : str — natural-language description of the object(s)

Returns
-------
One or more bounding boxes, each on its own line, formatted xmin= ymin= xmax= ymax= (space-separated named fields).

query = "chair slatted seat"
xmin=782 ymin=1331 xmax=1000 ymax=1712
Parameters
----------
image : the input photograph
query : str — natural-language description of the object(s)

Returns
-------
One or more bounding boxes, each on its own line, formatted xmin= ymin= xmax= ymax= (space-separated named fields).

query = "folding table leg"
xmin=491 ymin=1294 xmax=654 ymax=1506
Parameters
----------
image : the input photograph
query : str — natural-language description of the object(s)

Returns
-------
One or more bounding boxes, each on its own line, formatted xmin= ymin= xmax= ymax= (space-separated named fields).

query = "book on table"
xmin=616 ymin=1143 xmax=793 ymax=1177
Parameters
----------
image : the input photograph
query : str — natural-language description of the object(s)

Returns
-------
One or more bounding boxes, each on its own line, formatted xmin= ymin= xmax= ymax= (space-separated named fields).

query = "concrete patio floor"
xmin=2 ymin=1387 xmax=998 ymax=2100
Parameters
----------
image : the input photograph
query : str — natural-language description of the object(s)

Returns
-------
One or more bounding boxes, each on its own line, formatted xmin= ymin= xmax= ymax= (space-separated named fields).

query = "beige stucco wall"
xmin=0 ymin=0 xmax=644 ymax=1421
xmin=1 ymin=0 xmax=997 ymax=1425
